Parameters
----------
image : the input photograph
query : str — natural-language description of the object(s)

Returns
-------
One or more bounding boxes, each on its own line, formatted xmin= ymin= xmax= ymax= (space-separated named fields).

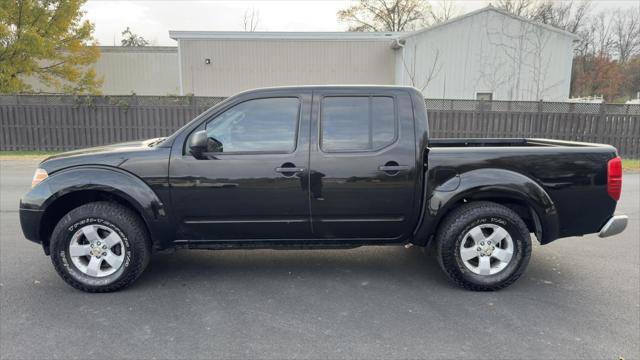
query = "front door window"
xmin=204 ymin=97 xmax=300 ymax=154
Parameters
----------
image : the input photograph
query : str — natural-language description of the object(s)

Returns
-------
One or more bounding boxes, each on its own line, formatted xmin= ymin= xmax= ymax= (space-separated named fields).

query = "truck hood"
xmin=40 ymin=138 xmax=166 ymax=173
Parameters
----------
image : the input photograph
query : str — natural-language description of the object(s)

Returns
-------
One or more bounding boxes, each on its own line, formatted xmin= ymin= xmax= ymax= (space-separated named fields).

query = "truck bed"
xmin=425 ymin=138 xmax=618 ymax=243
xmin=429 ymin=138 xmax=615 ymax=148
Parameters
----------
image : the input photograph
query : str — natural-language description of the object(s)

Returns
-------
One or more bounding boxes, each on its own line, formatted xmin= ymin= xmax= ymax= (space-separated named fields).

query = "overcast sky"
xmin=82 ymin=0 xmax=640 ymax=46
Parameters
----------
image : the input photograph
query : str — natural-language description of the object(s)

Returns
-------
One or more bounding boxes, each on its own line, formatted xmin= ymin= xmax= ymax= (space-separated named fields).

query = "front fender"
xmin=414 ymin=168 xmax=559 ymax=245
xmin=20 ymin=166 xmax=171 ymax=248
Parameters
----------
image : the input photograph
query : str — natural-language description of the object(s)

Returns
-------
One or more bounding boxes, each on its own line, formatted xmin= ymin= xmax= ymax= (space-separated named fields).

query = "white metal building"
xmin=394 ymin=6 xmax=579 ymax=101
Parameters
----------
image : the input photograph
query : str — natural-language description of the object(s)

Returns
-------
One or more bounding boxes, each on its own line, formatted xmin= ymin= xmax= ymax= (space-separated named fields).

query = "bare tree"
xmin=592 ymin=11 xmax=615 ymax=57
xmin=495 ymin=0 xmax=537 ymax=17
xmin=243 ymin=7 xmax=260 ymax=32
xmin=401 ymin=42 xmax=442 ymax=91
xmin=427 ymin=0 xmax=462 ymax=24
xmin=524 ymin=23 xmax=566 ymax=99
xmin=337 ymin=0 xmax=430 ymax=32
xmin=531 ymin=0 xmax=591 ymax=34
xmin=484 ymin=16 xmax=530 ymax=100
xmin=612 ymin=8 xmax=640 ymax=63
xmin=495 ymin=1 xmax=637 ymax=100
xmin=474 ymin=36 xmax=512 ymax=97
xmin=570 ymin=10 xmax=611 ymax=58
xmin=497 ymin=0 xmax=592 ymax=34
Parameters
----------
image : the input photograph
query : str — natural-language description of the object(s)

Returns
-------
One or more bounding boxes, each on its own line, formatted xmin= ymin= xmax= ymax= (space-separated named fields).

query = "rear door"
xmin=308 ymin=89 xmax=418 ymax=240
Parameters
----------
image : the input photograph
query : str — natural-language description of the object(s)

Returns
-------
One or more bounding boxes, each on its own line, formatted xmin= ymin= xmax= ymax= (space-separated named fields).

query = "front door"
xmin=308 ymin=89 xmax=418 ymax=241
xmin=169 ymin=93 xmax=311 ymax=241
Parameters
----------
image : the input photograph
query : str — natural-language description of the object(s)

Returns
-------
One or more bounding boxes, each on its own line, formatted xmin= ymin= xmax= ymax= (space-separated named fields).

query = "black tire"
xmin=436 ymin=201 xmax=531 ymax=291
xmin=49 ymin=201 xmax=151 ymax=292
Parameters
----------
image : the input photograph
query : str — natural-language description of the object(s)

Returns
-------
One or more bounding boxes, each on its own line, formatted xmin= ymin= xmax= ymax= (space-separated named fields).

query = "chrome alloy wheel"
xmin=459 ymin=224 xmax=514 ymax=276
xmin=68 ymin=224 xmax=125 ymax=277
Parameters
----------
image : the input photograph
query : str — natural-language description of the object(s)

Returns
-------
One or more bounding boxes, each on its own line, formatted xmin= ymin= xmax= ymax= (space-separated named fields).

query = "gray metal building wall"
xmin=96 ymin=47 xmax=179 ymax=95
xmin=23 ymin=46 xmax=179 ymax=96
xmin=177 ymin=39 xmax=396 ymax=96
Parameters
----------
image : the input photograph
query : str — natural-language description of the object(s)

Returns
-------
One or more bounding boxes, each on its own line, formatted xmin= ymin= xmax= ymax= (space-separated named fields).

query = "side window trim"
xmin=193 ymin=96 xmax=302 ymax=156
xmin=318 ymin=94 xmax=399 ymax=154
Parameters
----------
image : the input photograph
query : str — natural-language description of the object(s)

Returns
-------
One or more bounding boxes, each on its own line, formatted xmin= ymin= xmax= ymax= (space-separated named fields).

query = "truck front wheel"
xmin=49 ymin=201 xmax=151 ymax=292
xmin=436 ymin=201 xmax=532 ymax=291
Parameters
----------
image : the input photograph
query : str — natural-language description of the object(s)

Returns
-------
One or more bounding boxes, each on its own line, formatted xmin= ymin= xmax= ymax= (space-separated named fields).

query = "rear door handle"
xmin=378 ymin=161 xmax=409 ymax=176
xmin=378 ymin=165 xmax=409 ymax=171
xmin=275 ymin=167 xmax=305 ymax=173
xmin=275 ymin=162 xmax=305 ymax=177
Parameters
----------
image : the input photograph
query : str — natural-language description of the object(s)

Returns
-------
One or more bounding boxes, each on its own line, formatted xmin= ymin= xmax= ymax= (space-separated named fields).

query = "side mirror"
xmin=189 ymin=130 xmax=208 ymax=159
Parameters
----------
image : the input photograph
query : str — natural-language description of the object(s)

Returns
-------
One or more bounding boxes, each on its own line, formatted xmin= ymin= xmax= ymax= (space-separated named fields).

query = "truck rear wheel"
xmin=436 ymin=201 xmax=531 ymax=291
xmin=49 ymin=201 xmax=151 ymax=292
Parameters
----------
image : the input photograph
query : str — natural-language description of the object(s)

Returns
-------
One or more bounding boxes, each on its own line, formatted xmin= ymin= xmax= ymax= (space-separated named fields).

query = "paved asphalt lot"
xmin=0 ymin=159 xmax=638 ymax=360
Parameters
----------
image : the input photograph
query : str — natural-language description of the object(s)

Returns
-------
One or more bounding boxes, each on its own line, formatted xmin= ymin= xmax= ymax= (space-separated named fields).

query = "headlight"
xmin=31 ymin=168 xmax=48 ymax=188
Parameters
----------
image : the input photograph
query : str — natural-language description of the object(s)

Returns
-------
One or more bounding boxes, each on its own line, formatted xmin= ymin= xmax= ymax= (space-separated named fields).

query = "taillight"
xmin=607 ymin=157 xmax=622 ymax=201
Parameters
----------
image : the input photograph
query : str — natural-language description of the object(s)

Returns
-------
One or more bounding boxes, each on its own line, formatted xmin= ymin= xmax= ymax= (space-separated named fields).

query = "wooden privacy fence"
xmin=426 ymin=99 xmax=640 ymax=157
xmin=0 ymin=95 xmax=223 ymax=152
xmin=1 ymin=95 xmax=639 ymax=157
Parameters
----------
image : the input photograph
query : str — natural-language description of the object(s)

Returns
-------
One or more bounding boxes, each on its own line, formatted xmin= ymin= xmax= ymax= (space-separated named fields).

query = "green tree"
xmin=337 ymin=0 xmax=430 ymax=32
xmin=120 ymin=26 xmax=149 ymax=47
xmin=0 ymin=0 xmax=101 ymax=94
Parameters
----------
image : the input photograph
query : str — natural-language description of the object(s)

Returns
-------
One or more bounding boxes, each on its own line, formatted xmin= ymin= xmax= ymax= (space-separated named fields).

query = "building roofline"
xmin=399 ymin=5 xmax=580 ymax=40
xmin=169 ymin=6 xmax=579 ymax=43
xmin=169 ymin=31 xmax=403 ymax=41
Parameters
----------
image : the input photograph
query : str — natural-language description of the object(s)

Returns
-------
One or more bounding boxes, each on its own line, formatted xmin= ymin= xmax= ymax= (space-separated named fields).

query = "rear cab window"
xmin=320 ymin=96 xmax=397 ymax=152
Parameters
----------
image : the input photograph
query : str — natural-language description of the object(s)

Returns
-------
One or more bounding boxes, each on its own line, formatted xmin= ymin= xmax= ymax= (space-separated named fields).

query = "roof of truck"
xmin=237 ymin=84 xmax=422 ymax=92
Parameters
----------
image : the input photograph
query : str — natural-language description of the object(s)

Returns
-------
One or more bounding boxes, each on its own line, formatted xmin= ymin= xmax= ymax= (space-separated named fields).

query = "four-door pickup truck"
xmin=20 ymin=86 xmax=628 ymax=292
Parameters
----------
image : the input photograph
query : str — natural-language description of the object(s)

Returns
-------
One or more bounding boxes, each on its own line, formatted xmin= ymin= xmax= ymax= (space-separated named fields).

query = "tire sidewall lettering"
xmin=57 ymin=217 xmax=132 ymax=286
xmin=454 ymin=215 xmax=521 ymax=280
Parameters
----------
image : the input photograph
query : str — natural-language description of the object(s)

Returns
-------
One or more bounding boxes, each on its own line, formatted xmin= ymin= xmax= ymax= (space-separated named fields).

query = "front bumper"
xmin=19 ymin=205 xmax=44 ymax=244
xmin=598 ymin=215 xmax=628 ymax=238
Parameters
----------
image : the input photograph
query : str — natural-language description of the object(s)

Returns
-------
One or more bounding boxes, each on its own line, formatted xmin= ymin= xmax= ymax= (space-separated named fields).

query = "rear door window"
xmin=320 ymin=96 xmax=396 ymax=152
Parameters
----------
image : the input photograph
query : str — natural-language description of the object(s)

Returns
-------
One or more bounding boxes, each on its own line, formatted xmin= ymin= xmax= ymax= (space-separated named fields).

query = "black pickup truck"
xmin=20 ymin=86 xmax=628 ymax=292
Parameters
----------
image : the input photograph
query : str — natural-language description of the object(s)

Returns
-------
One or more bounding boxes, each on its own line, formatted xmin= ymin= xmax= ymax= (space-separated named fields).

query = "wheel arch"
xmin=414 ymin=168 xmax=559 ymax=246
xmin=22 ymin=166 xmax=172 ymax=253
xmin=39 ymin=189 xmax=152 ymax=254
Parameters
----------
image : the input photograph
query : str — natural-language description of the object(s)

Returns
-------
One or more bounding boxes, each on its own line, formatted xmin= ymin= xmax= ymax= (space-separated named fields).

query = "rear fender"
xmin=414 ymin=168 xmax=559 ymax=245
